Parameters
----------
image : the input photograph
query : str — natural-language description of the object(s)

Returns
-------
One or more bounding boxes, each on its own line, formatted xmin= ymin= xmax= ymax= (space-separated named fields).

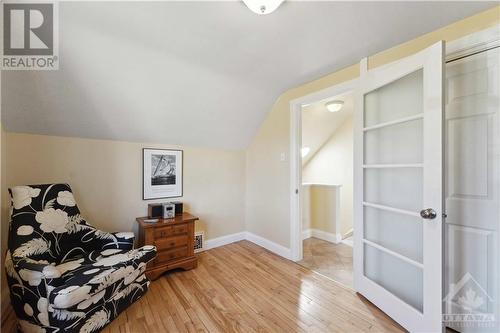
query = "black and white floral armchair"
xmin=5 ymin=184 xmax=157 ymax=333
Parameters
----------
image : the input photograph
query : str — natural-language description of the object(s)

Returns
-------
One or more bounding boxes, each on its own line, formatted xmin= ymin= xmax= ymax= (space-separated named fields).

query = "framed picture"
xmin=143 ymin=148 xmax=183 ymax=200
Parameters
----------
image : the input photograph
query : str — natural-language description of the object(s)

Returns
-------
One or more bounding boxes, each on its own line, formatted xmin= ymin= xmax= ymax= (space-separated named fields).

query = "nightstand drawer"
xmin=155 ymin=246 xmax=188 ymax=264
xmin=155 ymin=235 xmax=188 ymax=250
xmin=154 ymin=224 xmax=188 ymax=239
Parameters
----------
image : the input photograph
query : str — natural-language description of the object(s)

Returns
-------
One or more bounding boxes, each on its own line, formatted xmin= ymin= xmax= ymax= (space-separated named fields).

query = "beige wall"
xmin=1 ymin=124 xmax=8 ymax=318
xmin=3 ymin=133 xmax=246 ymax=242
xmin=310 ymin=186 xmax=338 ymax=234
xmin=246 ymin=6 xmax=500 ymax=248
xmin=1 ymin=74 xmax=10 ymax=317
xmin=303 ymin=116 xmax=353 ymax=236
xmin=302 ymin=184 xmax=340 ymax=234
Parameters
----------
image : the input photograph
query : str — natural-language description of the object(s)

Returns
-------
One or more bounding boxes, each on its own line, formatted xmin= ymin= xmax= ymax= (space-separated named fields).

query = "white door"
xmin=444 ymin=46 xmax=499 ymax=333
xmin=353 ymin=41 xmax=444 ymax=332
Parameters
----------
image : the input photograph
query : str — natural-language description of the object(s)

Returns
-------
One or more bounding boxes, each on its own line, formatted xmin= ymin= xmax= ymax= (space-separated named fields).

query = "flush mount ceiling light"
xmin=325 ymin=100 xmax=344 ymax=113
xmin=301 ymin=147 xmax=310 ymax=158
xmin=242 ymin=0 xmax=284 ymax=15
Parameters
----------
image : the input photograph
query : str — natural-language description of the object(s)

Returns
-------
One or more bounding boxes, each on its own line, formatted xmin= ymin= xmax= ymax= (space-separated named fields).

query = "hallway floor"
xmin=298 ymin=237 xmax=354 ymax=288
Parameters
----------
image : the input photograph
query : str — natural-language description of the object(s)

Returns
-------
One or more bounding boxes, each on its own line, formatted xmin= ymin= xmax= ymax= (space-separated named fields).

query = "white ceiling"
xmin=302 ymin=91 xmax=353 ymax=165
xmin=1 ymin=2 xmax=495 ymax=149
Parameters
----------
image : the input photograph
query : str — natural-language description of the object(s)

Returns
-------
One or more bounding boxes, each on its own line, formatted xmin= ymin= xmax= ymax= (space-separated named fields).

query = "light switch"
xmin=280 ymin=152 xmax=286 ymax=162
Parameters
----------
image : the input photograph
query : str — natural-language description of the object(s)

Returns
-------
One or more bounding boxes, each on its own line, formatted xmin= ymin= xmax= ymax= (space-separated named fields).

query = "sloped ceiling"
xmin=302 ymin=91 xmax=353 ymax=166
xmin=1 ymin=2 xmax=496 ymax=149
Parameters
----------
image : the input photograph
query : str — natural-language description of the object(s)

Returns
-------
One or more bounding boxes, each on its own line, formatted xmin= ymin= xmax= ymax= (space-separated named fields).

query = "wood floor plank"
xmin=2 ymin=240 xmax=405 ymax=333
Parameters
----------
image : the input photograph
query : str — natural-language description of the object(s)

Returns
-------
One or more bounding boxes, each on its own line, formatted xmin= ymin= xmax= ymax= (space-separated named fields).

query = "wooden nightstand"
xmin=136 ymin=212 xmax=198 ymax=280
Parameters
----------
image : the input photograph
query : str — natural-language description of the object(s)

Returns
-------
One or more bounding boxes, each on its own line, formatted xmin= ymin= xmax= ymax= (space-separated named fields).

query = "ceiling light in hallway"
xmin=325 ymin=100 xmax=344 ymax=113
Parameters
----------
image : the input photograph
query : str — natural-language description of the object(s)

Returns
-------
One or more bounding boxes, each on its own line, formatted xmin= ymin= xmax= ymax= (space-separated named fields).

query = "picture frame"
xmin=143 ymin=148 xmax=183 ymax=200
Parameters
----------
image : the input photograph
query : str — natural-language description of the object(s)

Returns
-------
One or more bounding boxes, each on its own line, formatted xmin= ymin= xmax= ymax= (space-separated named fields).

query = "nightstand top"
xmin=136 ymin=212 xmax=198 ymax=228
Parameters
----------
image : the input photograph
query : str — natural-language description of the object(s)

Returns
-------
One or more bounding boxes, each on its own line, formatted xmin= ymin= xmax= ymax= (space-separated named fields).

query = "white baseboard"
xmin=302 ymin=228 xmax=342 ymax=244
xmin=244 ymin=232 xmax=292 ymax=260
xmin=302 ymin=229 xmax=312 ymax=240
xmin=204 ymin=232 xmax=246 ymax=250
xmin=203 ymin=231 xmax=293 ymax=260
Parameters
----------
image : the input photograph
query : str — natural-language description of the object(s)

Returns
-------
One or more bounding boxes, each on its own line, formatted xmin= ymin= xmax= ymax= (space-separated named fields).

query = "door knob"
xmin=420 ymin=208 xmax=437 ymax=220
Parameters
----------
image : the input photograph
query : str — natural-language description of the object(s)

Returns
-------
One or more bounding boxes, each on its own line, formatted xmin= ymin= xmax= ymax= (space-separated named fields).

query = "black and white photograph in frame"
xmin=143 ymin=148 xmax=183 ymax=200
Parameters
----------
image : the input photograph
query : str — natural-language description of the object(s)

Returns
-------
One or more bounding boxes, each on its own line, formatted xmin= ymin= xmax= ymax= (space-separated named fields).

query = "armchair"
xmin=5 ymin=184 xmax=157 ymax=333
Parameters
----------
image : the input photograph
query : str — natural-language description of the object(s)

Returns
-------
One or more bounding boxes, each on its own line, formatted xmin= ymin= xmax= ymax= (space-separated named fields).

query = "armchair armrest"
xmin=11 ymin=256 xmax=63 ymax=286
xmin=93 ymin=230 xmax=135 ymax=251
xmin=110 ymin=231 xmax=135 ymax=250
xmin=5 ymin=252 xmax=57 ymax=327
xmin=16 ymin=261 xmax=61 ymax=280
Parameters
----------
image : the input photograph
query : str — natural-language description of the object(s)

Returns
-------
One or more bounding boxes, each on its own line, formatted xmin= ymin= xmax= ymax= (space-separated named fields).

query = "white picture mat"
xmin=143 ymin=149 xmax=183 ymax=199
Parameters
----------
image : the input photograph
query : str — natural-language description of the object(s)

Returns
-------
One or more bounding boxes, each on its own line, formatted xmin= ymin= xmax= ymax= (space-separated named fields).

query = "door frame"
xmin=445 ymin=24 xmax=500 ymax=63
xmin=289 ymin=78 xmax=358 ymax=262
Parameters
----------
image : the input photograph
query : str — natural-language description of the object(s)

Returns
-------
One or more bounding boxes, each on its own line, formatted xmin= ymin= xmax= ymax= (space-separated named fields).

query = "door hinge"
xmin=295 ymin=189 xmax=299 ymax=194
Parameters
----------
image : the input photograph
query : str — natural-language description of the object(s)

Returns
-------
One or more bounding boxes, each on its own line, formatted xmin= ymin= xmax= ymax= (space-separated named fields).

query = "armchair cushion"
xmin=49 ymin=245 xmax=155 ymax=309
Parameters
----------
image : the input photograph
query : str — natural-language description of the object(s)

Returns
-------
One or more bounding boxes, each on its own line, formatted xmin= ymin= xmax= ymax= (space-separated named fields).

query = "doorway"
xmin=297 ymin=91 xmax=355 ymax=289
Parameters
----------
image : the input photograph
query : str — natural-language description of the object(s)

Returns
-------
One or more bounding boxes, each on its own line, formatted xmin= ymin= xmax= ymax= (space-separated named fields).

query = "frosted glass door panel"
xmin=362 ymin=68 xmax=426 ymax=318
xmin=364 ymin=244 xmax=423 ymax=312
xmin=364 ymin=168 xmax=423 ymax=212
xmin=364 ymin=70 xmax=423 ymax=127
xmin=364 ymin=119 xmax=423 ymax=165
xmin=364 ymin=206 xmax=423 ymax=263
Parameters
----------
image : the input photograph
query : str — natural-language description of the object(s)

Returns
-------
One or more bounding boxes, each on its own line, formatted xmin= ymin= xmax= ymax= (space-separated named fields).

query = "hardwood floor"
xmin=3 ymin=240 xmax=405 ymax=332
xmin=103 ymin=240 xmax=403 ymax=332
xmin=298 ymin=237 xmax=354 ymax=289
